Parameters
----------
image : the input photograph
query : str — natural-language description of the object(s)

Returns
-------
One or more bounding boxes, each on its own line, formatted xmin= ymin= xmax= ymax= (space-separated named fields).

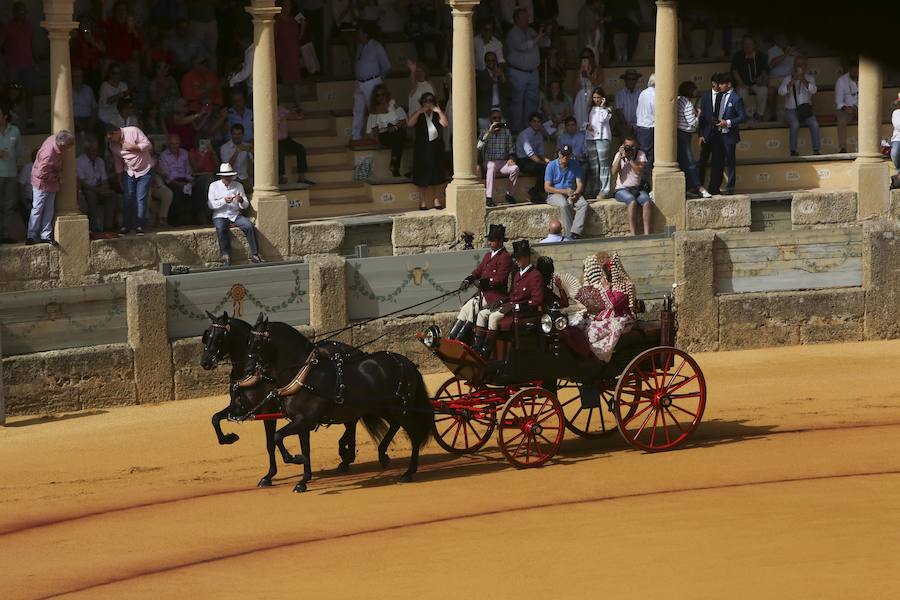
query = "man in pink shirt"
xmin=27 ymin=131 xmax=75 ymax=245
xmin=106 ymin=123 xmax=154 ymax=234
xmin=0 ymin=2 xmax=37 ymax=129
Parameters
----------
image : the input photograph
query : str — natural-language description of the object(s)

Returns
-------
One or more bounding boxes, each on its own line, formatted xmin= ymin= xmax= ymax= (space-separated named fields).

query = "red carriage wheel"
xmin=614 ymin=347 xmax=707 ymax=452
xmin=556 ymin=378 xmax=617 ymax=438
xmin=431 ymin=377 xmax=496 ymax=454
xmin=498 ymin=387 xmax=564 ymax=468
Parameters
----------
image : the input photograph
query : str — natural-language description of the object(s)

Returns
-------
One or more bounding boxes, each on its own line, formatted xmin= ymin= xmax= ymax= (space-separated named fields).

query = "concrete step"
xmin=306 ymin=161 xmax=359 ymax=183
xmin=306 ymin=145 xmax=353 ymax=169
xmin=286 ymin=110 xmax=334 ymax=134
xmin=308 ymin=181 xmax=367 ymax=201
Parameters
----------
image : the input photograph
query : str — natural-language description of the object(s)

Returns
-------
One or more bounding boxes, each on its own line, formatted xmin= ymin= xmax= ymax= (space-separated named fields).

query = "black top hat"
xmin=486 ymin=224 xmax=507 ymax=242
xmin=512 ymin=239 xmax=532 ymax=258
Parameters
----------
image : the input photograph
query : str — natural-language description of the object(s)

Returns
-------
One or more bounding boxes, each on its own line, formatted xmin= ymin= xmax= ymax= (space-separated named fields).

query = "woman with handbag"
xmin=778 ymin=56 xmax=821 ymax=156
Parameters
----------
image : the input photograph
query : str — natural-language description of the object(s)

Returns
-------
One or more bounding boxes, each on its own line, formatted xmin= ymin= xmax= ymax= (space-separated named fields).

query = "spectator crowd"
xmin=0 ymin=0 xmax=898 ymax=249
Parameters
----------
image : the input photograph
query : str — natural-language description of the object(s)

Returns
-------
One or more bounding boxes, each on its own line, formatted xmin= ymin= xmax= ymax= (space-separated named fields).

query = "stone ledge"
xmin=0 ymin=244 xmax=58 ymax=284
xmin=2 ymin=343 xmax=135 ymax=415
xmin=791 ymin=190 xmax=858 ymax=226
xmin=391 ymin=212 xmax=456 ymax=254
xmin=890 ymin=188 xmax=900 ymax=222
xmin=290 ymin=220 xmax=345 ymax=257
xmin=686 ymin=195 xmax=751 ymax=231
xmin=489 ymin=200 xmax=612 ymax=242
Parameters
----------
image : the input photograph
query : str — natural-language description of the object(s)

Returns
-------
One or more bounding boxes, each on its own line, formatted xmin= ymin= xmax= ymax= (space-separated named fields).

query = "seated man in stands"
xmin=448 ymin=223 xmax=514 ymax=343
xmin=477 ymin=109 xmax=519 ymax=207
xmin=207 ymin=162 xmax=263 ymax=266
xmin=544 ymin=144 xmax=589 ymax=240
xmin=220 ymin=124 xmax=253 ymax=192
xmin=516 ymin=112 xmax=550 ymax=203
xmin=75 ymin=139 xmax=116 ymax=234
xmin=473 ymin=239 xmax=544 ymax=359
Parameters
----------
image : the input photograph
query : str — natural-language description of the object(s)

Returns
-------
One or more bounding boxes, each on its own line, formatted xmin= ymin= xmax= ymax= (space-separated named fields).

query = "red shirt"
xmin=1 ymin=19 xmax=35 ymax=69
xmin=31 ymin=136 xmax=64 ymax=192
xmin=104 ymin=20 xmax=143 ymax=63
xmin=70 ymin=29 xmax=104 ymax=70
xmin=165 ymin=117 xmax=197 ymax=151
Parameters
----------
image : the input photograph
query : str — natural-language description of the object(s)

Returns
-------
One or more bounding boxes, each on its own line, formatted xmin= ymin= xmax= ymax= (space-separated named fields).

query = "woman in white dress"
xmin=366 ymin=84 xmax=408 ymax=178
xmin=569 ymin=253 xmax=637 ymax=363
xmin=572 ymin=48 xmax=604 ymax=130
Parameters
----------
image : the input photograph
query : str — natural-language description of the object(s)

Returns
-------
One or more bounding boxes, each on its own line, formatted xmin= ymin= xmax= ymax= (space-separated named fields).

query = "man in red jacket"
xmin=473 ymin=239 xmax=545 ymax=358
xmin=448 ymin=224 xmax=513 ymax=342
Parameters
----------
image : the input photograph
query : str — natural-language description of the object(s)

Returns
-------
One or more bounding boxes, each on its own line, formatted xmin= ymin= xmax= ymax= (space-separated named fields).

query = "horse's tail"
xmin=409 ymin=370 xmax=434 ymax=450
xmin=361 ymin=414 xmax=391 ymax=443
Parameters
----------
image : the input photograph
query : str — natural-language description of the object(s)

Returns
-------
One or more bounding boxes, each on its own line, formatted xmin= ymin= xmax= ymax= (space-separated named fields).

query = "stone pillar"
xmin=43 ymin=0 xmax=89 ymax=283
xmin=126 ymin=271 xmax=174 ymax=403
xmin=307 ymin=255 xmax=349 ymax=342
xmin=0 ymin=326 xmax=5 ymax=426
xmin=444 ymin=0 xmax=486 ymax=240
xmin=246 ymin=0 xmax=289 ymax=259
xmin=650 ymin=0 xmax=686 ymax=232
xmin=853 ymin=56 xmax=890 ymax=219
xmin=862 ymin=219 xmax=900 ymax=339
xmin=674 ymin=230 xmax=718 ymax=351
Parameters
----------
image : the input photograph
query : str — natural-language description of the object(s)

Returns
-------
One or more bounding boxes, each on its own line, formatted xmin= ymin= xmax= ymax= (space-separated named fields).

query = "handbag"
xmin=300 ymin=42 xmax=320 ymax=74
xmin=792 ymin=82 xmax=814 ymax=121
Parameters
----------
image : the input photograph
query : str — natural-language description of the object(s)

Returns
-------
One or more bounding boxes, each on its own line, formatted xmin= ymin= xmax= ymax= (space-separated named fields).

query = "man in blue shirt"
xmin=504 ymin=8 xmax=549 ymax=132
xmin=351 ymin=24 xmax=392 ymax=143
xmin=544 ymin=144 xmax=589 ymax=240
xmin=557 ymin=116 xmax=587 ymax=167
xmin=516 ymin=112 xmax=549 ymax=203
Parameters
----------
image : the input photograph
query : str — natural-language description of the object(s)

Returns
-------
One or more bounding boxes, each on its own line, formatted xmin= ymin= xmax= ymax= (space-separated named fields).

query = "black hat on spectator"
xmin=486 ymin=224 xmax=507 ymax=242
xmin=512 ymin=240 xmax=532 ymax=258
xmin=559 ymin=144 xmax=573 ymax=157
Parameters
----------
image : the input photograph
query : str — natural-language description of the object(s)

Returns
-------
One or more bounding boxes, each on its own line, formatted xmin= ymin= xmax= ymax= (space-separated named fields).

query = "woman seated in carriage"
xmin=566 ymin=252 xmax=639 ymax=363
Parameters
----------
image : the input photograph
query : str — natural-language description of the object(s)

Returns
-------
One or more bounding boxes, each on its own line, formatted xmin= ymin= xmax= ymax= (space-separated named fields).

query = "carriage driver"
xmin=473 ymin=240 xmax=545 ymax=358
xmin=447 ymin=224 xmax=514 ymax=342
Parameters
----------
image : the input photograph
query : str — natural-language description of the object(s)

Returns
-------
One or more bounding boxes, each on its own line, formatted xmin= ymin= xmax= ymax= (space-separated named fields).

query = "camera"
xmin=622 ymin=144 xmax=637 ymax=160
xmin=499 ymin=121 xmax=508 ymax=129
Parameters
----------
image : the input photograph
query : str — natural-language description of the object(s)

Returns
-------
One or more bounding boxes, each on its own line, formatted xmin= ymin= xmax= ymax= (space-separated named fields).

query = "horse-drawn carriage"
xmin=417 ymin=297 xmax=707 ymax=468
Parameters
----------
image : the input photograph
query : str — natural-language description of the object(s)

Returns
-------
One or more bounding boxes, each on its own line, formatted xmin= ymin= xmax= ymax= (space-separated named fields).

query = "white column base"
xmin=651 ymin=167 xmax=686 ymax=232
xmin=253 ymin=193 xmax=289 ymax=259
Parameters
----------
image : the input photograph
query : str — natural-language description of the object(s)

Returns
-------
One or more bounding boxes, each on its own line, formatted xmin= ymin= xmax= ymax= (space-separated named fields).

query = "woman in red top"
xmin=70 ymin=13 xmax=106 ymax=90
xmin=104 ymin=2 xmax=143 ymax=65
xmin=275 ymin=0 xmax=306 ymax=108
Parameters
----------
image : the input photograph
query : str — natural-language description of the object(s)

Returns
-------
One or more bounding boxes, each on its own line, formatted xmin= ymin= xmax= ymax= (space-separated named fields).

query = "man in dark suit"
xmin=704 ymin=73 xmax=747 ymax=195
xmin=474 ymin=239 xmax=544 ymax=358
xmin=449 ymin=224 xmax=514 ymax=343
xmin=476 ymin=52 xmax=510 ymax=131
xmin=696 ymin=73 xmax=721 ymax=189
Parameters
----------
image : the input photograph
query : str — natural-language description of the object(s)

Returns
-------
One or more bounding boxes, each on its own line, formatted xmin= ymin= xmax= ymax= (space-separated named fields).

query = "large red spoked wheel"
xmin=556 ymin=378 xmax=617 ymax=438
xmin=498 ymin=387 xmax=565 ymax=468
xmin=614 ymin=347 xmax=707 ymax=452
xmin=432 ymin=377 xmax=496 ymax=454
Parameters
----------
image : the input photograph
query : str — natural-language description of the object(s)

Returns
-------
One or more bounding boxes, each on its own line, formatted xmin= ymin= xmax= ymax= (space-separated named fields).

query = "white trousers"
xmin=476 ymin=308 xmax=505 ymax=330
xmin=737 ymin=84 xmax=768 ymax=117
xmin=352 ymin=77 xmax=383 ymax=140
xmin=456 ymin=295 xmax=484 ymax=323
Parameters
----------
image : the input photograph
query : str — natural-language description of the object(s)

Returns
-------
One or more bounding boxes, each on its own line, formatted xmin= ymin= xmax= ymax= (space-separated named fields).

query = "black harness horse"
xmin=238 ymin=318 xmax=434 ymax=492
xmin=200 ymin=312 xmax=363 ymax=487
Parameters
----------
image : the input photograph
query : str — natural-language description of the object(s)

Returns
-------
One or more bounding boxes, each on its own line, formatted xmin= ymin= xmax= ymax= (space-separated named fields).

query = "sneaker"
xmin=39 ymin=238 xmax=58 ymax=246
xmin=701 ymin=190 xmax=713 ymax=198
xmin=250 ymin=254 xmax=264 ymax=264
xmin=135 ymin=227 xmax=144 ymax=235
xmin=486 ymin=197 xmax=495 ymax=207
xmin=222 ymin=255 xmax=231 ymax=266
xmin=505 ymin=193 xmax=517 ymax=204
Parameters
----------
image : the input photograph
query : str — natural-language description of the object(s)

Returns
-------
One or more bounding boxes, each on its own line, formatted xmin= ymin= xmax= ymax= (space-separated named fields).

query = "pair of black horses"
xmin=200 ymin=312 xmax=433 ymax=493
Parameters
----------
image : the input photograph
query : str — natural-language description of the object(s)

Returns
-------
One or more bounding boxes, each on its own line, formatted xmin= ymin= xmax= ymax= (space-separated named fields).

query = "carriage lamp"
xmin=423 ymin=325 xmax=442 ymax=348
xmin=553 ymin=315 xmax=568 ymax=331
xmin=541 ymin=314 xmax=554 ymax=334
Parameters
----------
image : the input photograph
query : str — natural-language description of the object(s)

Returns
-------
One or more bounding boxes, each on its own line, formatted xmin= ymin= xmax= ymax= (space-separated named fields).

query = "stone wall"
xmin=2 ymin=344 xmax=135 ymax=415
xmin=391 ymin=213 xmax=457 ymax=255
xmin=791 ymin=190 xmax=858 ymax=229
xmin=0 ymin=245 xmax=60 ymax=291
xmin=686 ymin=195 xmax=751 ymax=232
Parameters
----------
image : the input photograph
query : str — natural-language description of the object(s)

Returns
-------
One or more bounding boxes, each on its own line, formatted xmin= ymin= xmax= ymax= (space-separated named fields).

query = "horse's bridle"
xmin=203 ymin=322 xmax=231 ymax=367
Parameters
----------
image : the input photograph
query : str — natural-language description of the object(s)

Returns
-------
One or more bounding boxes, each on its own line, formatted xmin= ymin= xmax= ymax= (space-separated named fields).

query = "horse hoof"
xmin=335 ymin=462 xmax=350 ymax=474
xmin=379 ymin=454 xmax=391 ymax=469
xmin=399 ymin=473 xmax=413 ymax=483
xmin=293 ymin=482 xmax=307 ymax=493
xmin=257 ymin=478 xmax=272 ymax=488
xmin=221 ymin=433 xmax=240 ymax=445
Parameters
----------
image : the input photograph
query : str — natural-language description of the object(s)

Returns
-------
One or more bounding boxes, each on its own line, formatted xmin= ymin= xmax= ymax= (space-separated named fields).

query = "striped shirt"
xmin=614 ymin=86 xmax=643 ymax=127
xmin=677 ymin=96 xmax=698 ymax=133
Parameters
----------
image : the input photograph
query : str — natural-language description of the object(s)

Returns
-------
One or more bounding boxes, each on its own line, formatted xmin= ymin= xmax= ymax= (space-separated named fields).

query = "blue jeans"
xmin=214 ymin=216 xmax=259 ymax=257
xmin=27 ymin=188 xmax=55 ymax=240
xmin=615 ymin=188 xmax=651 ymax=206
xmin=784 ymin=109 xmax=821 ymax=153
xmin=891 ymin=141 xmax=900 ymax=172
xmin=677 ymin=129 xmax=702 ymax=191
xmin=122 ymin=171 xmax=152 ymax=230
xmin=506 ymin=67 xmax=539 ymax=133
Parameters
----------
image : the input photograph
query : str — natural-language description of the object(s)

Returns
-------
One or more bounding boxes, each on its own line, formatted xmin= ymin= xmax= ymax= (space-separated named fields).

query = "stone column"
xmin=43 ymin=0 xmax=89 ymax=283
xmin=853 ymin=56 xmax=890 ymax=219
xmin=674 ymin=230 xmax=718 ymax=352
xmin=126 ymin=271 xmax=174 ymax=403
xmin=0 ymin=326 xmax=5 ymax=426
xmin=444 ymin=0 xmax=486 ymax=240
xmin=650 ymin=0 xmax=685 ymax=233
xmin=246 ymin=0 xmax=289 ymax=259
xmin=862 ymin=219 xmax=900 ymax=339
xmin=307 ymin=255 xmax=349 ymax=342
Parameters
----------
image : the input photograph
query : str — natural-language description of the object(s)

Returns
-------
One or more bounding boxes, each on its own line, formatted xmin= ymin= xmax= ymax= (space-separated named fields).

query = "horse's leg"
xmin=257 ymin=419 xmax=278 ymax=488
xmin=211 ymin=406 xmax=239 ymax=445
xmin=377 ymin=422 xmax=400 ymax=469
xmin=398 ymin=420 xmax=422 ymax=483
xmin=295 ymin=429 xmax=312 ymax=493
xmin=274 ymin=419 xmax=310 ymax=467
xmin=335 ymin=420 xmax=358 ymax=473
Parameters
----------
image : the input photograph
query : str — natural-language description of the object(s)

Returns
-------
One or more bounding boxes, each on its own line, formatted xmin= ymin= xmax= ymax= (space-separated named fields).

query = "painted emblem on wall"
xmin=230 ymin=283 xmax=247 ymax=317
xmin=786 ymin=171 xmax=800 ymax=181
xmin=381 ymin=192 xmax=395 ymax=203
xmin=407 ymin=262 xmax=430 ymax=285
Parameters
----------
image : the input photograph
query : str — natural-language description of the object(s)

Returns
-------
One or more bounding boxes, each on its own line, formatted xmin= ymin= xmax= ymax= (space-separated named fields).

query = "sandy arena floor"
xmin=2 ymin=340 xmax=900 ymax=599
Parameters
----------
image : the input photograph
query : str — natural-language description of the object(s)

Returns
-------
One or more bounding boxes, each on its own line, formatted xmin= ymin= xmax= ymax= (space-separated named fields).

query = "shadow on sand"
xmin=4 ymin=410 xmax=109 ymax=428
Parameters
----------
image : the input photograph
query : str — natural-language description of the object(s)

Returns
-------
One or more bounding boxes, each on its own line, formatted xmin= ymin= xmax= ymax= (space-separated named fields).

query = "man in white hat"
xmin=207 ymin=162 xmax=262 ymax=266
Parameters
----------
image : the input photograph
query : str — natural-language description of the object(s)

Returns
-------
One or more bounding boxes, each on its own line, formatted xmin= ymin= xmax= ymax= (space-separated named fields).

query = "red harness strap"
xmin=251 ymin=412 xmax=286 ymax=421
